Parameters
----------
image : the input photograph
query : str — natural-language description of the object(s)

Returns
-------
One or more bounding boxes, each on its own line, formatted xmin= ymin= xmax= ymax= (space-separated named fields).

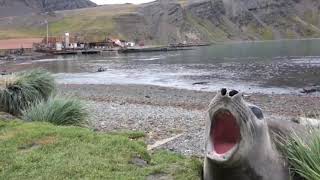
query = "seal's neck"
xmin=213 ymin=151 xmax=287 ymax=180
xmin=246 ymin=126 xmax=288 ymax=180
xmin=211 ymin=162 xmax=264 ymax=180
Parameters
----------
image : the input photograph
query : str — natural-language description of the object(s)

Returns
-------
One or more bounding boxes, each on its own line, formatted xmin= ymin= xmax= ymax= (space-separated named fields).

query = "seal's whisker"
xmin=232 ymin=101 xmax=256 ymax=143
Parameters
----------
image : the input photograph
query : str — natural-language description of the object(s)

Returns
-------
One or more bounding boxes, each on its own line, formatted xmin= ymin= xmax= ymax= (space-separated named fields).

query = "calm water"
xmin=2 ymin=39 xmax=320 ymax=94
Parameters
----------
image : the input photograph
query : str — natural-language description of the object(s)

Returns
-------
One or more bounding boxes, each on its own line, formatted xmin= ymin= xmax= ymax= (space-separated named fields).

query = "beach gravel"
xmin=58 ymin=84 xmax=320 ymax=156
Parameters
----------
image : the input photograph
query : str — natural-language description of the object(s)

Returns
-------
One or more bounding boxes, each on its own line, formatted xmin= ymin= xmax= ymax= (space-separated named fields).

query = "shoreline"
xmin=218 ymin=37 xmax=320 ymax=45
xmin=0 ymin=52 xmax=52 ymax=72
xmin=58 ymin=83 xmax=320 ymax=156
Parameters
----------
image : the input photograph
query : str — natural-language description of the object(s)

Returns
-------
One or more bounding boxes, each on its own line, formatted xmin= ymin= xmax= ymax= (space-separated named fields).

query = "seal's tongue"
xmin=212 ymin=111 xmax=240 ymax=154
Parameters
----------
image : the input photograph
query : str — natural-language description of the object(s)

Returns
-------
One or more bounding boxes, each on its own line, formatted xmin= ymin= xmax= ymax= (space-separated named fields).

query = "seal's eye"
xmin=249 ymin=106 xmax=264 ymax=120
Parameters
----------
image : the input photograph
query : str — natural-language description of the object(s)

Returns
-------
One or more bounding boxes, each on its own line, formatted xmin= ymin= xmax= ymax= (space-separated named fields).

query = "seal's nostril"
xmin=229 ymin=90 xmax=239 ymax=97
xmin=221 ymin=88 xmax=227 ymax=96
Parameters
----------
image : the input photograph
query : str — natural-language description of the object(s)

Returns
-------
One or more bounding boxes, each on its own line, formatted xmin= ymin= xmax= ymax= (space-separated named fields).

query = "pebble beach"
xmin=58 ymin=84 xmax=320 ymax=156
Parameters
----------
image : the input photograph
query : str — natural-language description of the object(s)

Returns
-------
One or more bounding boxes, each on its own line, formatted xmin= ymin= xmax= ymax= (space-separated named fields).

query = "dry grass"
xmin=0 ymin=75 xmax=18 ymax=89
xmin=178 ymin=0 xmax=189 ymax=6
xmin=0 ymin=4 xmax=138 ymax=41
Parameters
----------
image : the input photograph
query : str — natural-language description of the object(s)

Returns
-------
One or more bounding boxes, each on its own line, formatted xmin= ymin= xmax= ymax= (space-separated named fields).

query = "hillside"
xmin=0 ymin=0 xmax=320 ymax=44
xmin=0 ymin=0 xmax=96 ymax=17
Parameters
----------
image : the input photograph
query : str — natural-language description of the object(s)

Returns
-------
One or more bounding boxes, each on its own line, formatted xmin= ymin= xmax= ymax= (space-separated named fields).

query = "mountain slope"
xmin=102 ymin=0 xmax=320 ymax=43
xmin=0 ymin=0 xmax=96 ymax=17
xmin=185 ymin=0 xmax=320 ymax=41
xmin=0 ymin=0 xmax=320 ymax=43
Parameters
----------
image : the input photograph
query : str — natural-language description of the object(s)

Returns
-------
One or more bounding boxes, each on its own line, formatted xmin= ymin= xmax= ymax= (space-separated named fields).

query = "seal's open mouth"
xmin=211 ymin=110 xmax=241 ymax=155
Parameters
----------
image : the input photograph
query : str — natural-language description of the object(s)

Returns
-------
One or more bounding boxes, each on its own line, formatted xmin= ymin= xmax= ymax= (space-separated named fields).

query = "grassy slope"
xmin=1 ymin=3 xmax=320 ymax=42
xmin=0 ymin=5 xmax=136 ymax=41
xmin=0 ymin=29 xmax=40 ymax=40
xmin=0 ymin=120 xmax=201 ymax=180
xmin=184 ymin=13 xmax=226 ymax=42
xmin=48 ymin=5 xmax=137 ymax=41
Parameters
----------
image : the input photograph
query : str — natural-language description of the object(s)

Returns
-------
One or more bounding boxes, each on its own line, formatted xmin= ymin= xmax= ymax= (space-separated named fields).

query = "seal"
xmin=203 ymin=88 xmax=292 ymax=180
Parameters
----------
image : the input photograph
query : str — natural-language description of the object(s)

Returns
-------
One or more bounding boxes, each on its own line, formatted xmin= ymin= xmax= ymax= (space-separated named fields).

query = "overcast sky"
xmin=91 ymin=0 xmax=154 ymax=5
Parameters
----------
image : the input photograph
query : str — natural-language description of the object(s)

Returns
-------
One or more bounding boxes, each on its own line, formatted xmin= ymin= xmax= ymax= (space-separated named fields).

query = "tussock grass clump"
xmin=0 ymin=69 xmax=55 ymax=115
xmin=22 ymin=96 xmax=88 ymax=126
xmin=304 ymin=111 xmax=320 ymax=119
xmin=279 ymin=130 xmax=320 ymax=180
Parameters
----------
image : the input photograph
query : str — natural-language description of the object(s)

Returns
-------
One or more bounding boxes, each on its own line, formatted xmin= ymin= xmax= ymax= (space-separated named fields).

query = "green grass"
xmin=48 ymin=16 xmax=117 ymax=41
xmin=0 ymin=5 xmax=137 ymax=41
xmin=0 ymin=69 xmax=55 ymax=115
xmin=22 ymin=97 xmax=88 ymax=126
xmin=292 ymin=16 xmax=320 ymax=37
xmin=285 ymin=29 xmax=298 ymax=39
xmin=303 ymin=11 xmax=320 ymax=28
xmin=0 ymin=120 xmax=202 ymax=180
xmin=184 ymin=13 xmax=229 ymax=42
xmin=0 ymin=29 xmax=41 ymax=39
xmin=278 ymin=129 xmax=320 ymax=180
xmin=260 ymin=27 xmax=274 ymax=40
xmin=0 ymin=16 xmax=118 ymax=41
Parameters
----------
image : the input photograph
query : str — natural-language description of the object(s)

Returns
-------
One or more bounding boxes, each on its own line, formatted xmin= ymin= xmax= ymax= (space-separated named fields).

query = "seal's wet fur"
xmin=203 ymin=89 xmax=291 ymax=180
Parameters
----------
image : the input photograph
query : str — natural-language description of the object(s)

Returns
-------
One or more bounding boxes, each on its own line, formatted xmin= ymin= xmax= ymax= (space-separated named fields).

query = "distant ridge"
xmin=1 ymin=0 xmax=320 ymax=43
xmin=0 ymin=0 xmax=96 ymax=17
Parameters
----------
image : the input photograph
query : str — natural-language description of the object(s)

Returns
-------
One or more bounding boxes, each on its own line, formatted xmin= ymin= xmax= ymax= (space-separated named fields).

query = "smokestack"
xmin=65 ymin=32 xmax=70 ymax=48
